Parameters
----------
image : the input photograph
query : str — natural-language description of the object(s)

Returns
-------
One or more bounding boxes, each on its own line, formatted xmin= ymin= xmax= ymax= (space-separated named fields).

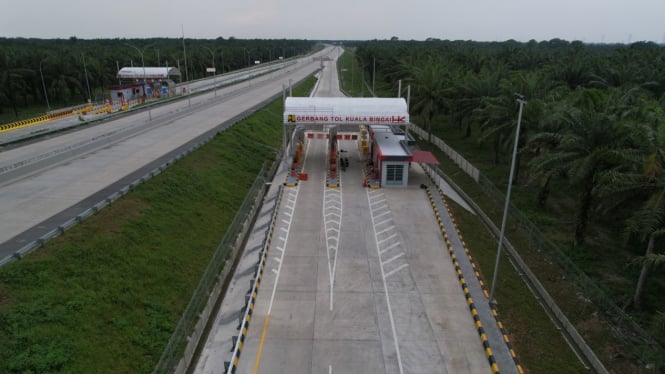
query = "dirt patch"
xmin=0 ymin=290 xmax=10 ymax=308
xmin=94 ymin=195 xmax=149 ymax=234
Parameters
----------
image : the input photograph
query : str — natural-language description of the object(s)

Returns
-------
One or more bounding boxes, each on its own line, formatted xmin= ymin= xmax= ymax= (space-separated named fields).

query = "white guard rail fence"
xmin=409 ymin=124 xmax=480 ymax=182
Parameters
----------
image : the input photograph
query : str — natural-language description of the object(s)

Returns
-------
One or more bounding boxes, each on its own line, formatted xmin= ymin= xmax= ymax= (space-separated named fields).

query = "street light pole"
xmin=489 ymin=94 xmax=527 ymax=304
xmin=202 ymin=46 xmax=217 ymax=96
xmin=82 ymin=53 xmax=92 ymax=103
xmin=125 ymin=43 xmax=153 ymax=120
xmin=372 ymin=55 xmax=376 ymax=96
xmin=39 ymin=59 xmax=51 ymax=112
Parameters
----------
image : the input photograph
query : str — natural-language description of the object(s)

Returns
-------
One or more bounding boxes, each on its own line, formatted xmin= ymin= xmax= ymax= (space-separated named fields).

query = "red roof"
xmin=410 ymin=150 xmax=439 ymax=164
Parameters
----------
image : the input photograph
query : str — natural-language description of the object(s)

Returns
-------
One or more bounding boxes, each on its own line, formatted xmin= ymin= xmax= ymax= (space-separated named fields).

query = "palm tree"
xmin=451 ymin=67 xmax=504 ymax=138
xmin=0 ymin=67 xmax=34 ymax=118
xmin=476 ymin=92 xmax=515 ymax=165
xmin=527 ymin=103 xmax=570 ymax=207
xmin=529 ymin=88 xmax=637 ymax=245
xmin=411 ymin=57 xmax=447 ymax=143
xmin=596 ymin=102 xmax=665 ymax=309
xmin=476 ymin=71 xmax=549 ymax=180
xmin=626 ymin=207 xmax=665 ymax=309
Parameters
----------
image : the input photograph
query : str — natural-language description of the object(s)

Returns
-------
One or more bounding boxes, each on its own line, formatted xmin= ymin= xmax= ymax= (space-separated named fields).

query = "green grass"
xmin=421 ymin=139 xmax=587 ymax=373
xmin=447 ymin=191 xmax=588 ymax=373
xmin=0 ymin=77 xmax=317 ymax=373
xmin=337 ymin=48 xmax=364 ymax=97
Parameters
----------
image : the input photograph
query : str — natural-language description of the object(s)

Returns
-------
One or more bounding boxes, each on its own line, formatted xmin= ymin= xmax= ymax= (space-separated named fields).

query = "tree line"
xmin=354 ymin=38 xmax=665 ymax=351
xmin=0 ymin=37 xmax=315 ymax=119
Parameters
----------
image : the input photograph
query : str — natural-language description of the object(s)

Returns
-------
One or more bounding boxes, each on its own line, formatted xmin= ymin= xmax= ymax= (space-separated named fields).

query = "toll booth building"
xmin=366 ymin=125 xmax=439 ymax=187
xmin=110 ymin=67 xmax=182 ymax=104
xmin=283 ymin=97 xmax=439 ymax=188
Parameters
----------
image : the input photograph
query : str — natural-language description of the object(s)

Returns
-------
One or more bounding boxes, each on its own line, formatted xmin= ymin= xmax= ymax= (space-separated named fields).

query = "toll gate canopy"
xmin=283 ymin=97 xmax=409 ymax=126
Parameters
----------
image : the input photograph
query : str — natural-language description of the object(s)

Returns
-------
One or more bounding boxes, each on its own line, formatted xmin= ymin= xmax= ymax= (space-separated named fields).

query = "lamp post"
xmin=81 ymin=53 xmax=92 ymax=103
xmin=125 ymin=43 xmax=153 ymax=119
xmin=125 ymin=43 xmax=150 ymax=82
xmin=489 ymin=94 xmax=527 ymax=304
xmin=372 ymin=55 xmax=376 ymax=97
xmin=202 ymin=46 xmax=217 ymax=96
xmin=243 ymin=48 xmax=249 ymax=67
xmin=39 ymin=58 xmax=51 ymax=112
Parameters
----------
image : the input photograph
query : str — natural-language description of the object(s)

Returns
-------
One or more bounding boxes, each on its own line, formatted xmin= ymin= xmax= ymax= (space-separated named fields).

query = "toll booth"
xmin=284 ymin=97 xmax=438 ymax=187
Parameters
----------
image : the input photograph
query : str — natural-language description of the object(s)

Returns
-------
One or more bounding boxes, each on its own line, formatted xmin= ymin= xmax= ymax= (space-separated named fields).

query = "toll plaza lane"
xmin=194 ymin=50 xmax=505 ymax=374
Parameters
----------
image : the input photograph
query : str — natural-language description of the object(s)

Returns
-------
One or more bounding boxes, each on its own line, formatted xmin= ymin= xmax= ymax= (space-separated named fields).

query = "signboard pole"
xmin=282 ymin=85 xmax=288 ymax=172
xmin=406 ymin=85 xmax=411 ymax=139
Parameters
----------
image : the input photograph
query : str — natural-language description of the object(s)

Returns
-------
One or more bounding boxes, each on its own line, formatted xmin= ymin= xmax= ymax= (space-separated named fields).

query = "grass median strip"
xmin=0 ymin=77 xmax=316 ymax=373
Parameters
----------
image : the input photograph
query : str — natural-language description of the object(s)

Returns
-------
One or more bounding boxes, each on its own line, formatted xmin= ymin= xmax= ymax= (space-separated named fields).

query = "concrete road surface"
xmin=194 ymin=49 xmax=514 ymax=374
xmin=0 ymin=47 xmax=334 ymax=260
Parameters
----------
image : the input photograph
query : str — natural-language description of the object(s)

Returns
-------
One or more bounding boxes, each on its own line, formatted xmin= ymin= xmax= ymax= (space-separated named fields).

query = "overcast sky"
xmin=1 ymin=0 xmax=664 ymax=43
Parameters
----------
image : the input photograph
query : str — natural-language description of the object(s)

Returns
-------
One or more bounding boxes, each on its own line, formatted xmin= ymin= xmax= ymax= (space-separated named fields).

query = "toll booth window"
xmin=386 ymin=164 xmax=404 ymax=185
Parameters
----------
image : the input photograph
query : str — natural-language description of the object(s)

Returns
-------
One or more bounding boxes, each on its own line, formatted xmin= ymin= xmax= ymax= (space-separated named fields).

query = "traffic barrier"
xmin=0 ymin=114 xmax=51 ymax=134
xmin=425 ymin=183 xmax=525 ymax=374
xmin=92 ymin=105 xmax=112 ymax=115
xmin=0 ymin=104 xmax=102 ymax=135
xmin=425 ymin=187 xmax=502 ymax=374
xmin=225 ymin=185 xmax=284 ymax=373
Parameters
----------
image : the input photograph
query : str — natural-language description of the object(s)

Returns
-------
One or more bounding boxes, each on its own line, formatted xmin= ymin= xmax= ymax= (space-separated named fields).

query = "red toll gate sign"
xmin=284 ymin=97 xmax=409 ymax=126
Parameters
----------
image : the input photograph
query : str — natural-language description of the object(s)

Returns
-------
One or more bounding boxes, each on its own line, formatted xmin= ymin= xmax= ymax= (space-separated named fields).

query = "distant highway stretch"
xmin=0 ymin=57 xmax=300 ymax=144
xmin=0 ymin=46 xmax=336 ymax=263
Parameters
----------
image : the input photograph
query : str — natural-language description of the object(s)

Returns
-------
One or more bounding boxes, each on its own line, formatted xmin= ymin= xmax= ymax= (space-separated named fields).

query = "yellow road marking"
xmin=252 ymin=314 xmax=271 ymax=374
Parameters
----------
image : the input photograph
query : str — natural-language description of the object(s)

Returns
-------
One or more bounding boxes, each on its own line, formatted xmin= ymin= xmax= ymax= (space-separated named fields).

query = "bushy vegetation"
xmin=0 ymin=76 xmax=316 ymax=373
xmin=0 ymin=37 xmax=315 ymax=121
xmin=350 ymin=39 xmax=665 ymax=371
